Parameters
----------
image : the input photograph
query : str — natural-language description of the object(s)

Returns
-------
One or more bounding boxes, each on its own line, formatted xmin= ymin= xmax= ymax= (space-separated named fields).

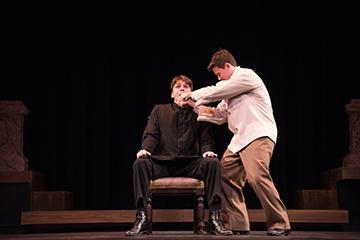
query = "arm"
xmin=140 ymin=105 xmax=160 ymax=154
xmin=198 ymin=121 xmax=219 ymax=158
xmin=198 ymin=120 xmax=215 ymax=154
xmin=192 ymin=68 xmax=263 ymax=106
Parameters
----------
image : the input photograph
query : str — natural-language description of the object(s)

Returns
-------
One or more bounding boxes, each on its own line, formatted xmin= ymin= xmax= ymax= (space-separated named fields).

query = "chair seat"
xmin=150 ymin=177 xmax=204 ymax=189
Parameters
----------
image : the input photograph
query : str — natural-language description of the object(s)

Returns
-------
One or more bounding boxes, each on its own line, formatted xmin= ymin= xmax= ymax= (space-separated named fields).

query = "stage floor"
xmin=1 ymin=231 xmax=360 ymax=240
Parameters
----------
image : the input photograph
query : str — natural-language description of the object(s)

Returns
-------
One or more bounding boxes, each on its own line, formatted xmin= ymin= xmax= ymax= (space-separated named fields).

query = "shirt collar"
xmin=172 ymin=102 xmax=190 ymax=112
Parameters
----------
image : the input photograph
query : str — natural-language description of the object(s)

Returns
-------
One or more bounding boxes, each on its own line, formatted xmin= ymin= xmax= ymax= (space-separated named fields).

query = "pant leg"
xmin=220 ymin=148 xmax=249 ymax=231
xmin=240 ymin=137 xmax=290 ymax=230
xmin=179 ymin=157 xmax=222 ymax=210
xmin=133 ymin=156 xmax=173 ymax=208
xmin=200 ymin=157 xmax=222 ymax=209
xmin=132 ymin=157 xmax=153 ymax=208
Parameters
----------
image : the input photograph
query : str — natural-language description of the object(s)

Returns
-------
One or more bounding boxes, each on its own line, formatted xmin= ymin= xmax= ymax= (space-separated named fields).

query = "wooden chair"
xmin=147 ymin=177 xmax=205 ymax=233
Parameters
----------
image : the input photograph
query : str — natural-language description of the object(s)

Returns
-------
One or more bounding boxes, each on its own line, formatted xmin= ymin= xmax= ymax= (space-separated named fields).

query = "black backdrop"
xmin=1 ymin=1 xmax=359 ymax=210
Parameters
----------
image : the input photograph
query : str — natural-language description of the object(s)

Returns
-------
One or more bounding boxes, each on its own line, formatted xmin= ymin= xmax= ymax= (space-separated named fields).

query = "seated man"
xmin=126 ymin=75 xmax=232 ymax=236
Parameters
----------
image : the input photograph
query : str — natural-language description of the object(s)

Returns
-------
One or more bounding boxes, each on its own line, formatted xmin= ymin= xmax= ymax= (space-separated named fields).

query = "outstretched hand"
xmin=179 ymin=92 xmax=192 ymax=101
xmin=178 ymin=92 xmax=195 ymax=108
xmin=180 ymin=99 xmax=195 ymax=108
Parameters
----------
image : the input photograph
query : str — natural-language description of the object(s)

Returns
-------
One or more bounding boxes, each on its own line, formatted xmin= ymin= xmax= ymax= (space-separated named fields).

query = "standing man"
xmin=126 ymin=75 xmax=232 ymax=236
xmin=180 ymin=49 xmax=291 ymax=236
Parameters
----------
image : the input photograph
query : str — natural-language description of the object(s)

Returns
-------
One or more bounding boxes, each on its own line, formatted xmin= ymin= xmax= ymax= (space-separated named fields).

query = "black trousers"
xmin=132 ymin=156 xmax=222 ymax=210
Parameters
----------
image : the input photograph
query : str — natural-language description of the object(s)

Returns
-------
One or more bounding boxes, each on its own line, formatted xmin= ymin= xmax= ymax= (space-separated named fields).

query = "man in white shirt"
xmin=180 ymin=49 xmax=291 ymax=236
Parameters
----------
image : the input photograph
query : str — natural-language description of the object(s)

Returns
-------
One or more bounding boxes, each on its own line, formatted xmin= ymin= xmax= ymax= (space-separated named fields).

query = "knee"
xmin=132 ymin=157 xmax=151 ymax=170
xmin=246 ymin=174 xmax=262 ymax=186
xmin=203 ymin=157 xmax=220 ymax=167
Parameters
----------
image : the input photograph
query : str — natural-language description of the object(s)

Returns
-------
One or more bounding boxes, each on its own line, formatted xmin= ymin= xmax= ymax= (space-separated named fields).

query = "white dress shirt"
xmin=192 ymin=66 xmax=277 ymax=153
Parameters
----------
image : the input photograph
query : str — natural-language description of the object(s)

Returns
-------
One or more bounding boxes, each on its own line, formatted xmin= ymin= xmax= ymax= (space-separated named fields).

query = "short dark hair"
xmin=207 ymin=49 xmax=237 ymax=71
xmin=170 ymin=75 xmax=193 ymax=91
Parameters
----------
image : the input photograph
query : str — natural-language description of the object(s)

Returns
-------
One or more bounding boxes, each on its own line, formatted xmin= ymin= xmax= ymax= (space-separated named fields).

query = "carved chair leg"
xmin=195 ymin=194 xmax=205 ymax=233
xmin=146 ymin=193 xmax=153 ymax=233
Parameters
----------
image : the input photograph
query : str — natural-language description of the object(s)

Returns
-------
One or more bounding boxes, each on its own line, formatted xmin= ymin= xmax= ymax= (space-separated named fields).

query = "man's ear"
xmin=171 ymin=91 xmax=175 ymax=98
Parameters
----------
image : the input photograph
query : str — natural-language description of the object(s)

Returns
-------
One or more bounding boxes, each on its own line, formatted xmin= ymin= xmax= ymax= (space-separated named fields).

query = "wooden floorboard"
xmin=21 ymin=209 xmax=349 ymax=225
xmin=1 ymin=230 xmax=360 ymax=240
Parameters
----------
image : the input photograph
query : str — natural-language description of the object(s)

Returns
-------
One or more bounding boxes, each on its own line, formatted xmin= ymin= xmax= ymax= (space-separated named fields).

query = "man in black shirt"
xmin=126 ymin=75 xmax=232 ymax=236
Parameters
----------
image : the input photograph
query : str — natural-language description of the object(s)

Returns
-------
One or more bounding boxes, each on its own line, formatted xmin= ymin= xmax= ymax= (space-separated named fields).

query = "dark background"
xmin=1 ymin=1 xmax=359 ymax=210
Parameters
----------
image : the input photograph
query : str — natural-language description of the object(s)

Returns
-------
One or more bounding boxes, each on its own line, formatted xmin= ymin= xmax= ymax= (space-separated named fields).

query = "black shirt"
xmin=141 ymin=103 xmax=214 ymax=160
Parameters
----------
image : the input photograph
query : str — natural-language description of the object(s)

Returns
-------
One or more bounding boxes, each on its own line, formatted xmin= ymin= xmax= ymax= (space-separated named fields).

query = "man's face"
xmin=171 ymin=80 xmax=191 ymax=105
xmin=212 ymin=63 xmax=233 ymax=80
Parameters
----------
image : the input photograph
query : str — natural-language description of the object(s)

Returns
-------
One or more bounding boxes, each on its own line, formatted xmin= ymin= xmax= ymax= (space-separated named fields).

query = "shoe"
xmin=206 ymin=210 xmax=233 ymax=236
xmin=267 ymin=228 xmax=290 ymax=236
xmin=233 ymin=230 xmax=250 ymax=235
xmin=125 ymin=210 xmax=151 ymax=236
xmin=197 ymin=228 xmax=207 ymax=234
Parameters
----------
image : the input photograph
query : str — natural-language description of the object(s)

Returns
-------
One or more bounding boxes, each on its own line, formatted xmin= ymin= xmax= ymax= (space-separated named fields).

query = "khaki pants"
xmin=220 ymin=137 xmax=290 ymax=231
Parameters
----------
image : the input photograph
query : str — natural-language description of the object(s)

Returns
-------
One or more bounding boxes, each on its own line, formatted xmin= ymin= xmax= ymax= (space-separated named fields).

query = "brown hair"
xmin=207 ymin=49 xmax=237 ymax=71
xmin=170 ymin=75 xmax=193 ymax=91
